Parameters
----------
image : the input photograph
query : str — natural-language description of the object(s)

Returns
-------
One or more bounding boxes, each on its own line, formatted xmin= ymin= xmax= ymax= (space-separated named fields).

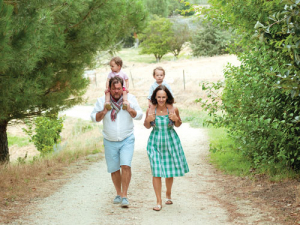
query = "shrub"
xmin=23 ymin=114 xmax=64 ymax=155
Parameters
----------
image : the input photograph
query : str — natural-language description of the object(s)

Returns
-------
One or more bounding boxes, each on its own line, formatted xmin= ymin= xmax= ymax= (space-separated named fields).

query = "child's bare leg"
xmin=122 ymin=90 xmax=128 ymax=110
xmin=149 ymin=103 xmax=156 ymax=114
xmin=166 ymin=103 xmax=174 ymax=114
xmin=105 ymin=92 xmax=112 ymax=110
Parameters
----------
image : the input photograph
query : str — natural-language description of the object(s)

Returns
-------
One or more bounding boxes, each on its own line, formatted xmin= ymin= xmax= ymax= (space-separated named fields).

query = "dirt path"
xmin=9 ymin=115 xmax=280 ymax=225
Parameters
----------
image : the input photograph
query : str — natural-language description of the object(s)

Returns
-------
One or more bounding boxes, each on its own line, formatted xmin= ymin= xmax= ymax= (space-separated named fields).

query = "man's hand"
xmin=125 ymin=102 xmax=137 ymax=118
xmin=96 ymin=107 xmax=109 ymax=122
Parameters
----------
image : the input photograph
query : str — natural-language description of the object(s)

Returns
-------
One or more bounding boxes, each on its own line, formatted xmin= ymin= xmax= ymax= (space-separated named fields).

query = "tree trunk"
xmin=0 ymin=120 xmax=9 ymax=162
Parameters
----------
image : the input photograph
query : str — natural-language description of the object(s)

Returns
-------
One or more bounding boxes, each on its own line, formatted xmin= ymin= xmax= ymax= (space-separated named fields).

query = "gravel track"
xmin=9 ymin=113 xmax=279 ymax=225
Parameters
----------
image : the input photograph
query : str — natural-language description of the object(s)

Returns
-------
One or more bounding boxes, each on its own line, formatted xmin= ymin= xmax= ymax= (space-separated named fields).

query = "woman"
xmin=144 ymin=85 xmax=189 ymax=211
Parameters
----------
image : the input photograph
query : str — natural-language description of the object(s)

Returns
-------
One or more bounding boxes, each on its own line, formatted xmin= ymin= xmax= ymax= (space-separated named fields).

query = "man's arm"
xmin=95 ymin=108 xmax=108 ymax=122
xmin=90 ymin=97 xmax=108 ymax=122
xmin=126 ymin=95 xmax=143 ymax=120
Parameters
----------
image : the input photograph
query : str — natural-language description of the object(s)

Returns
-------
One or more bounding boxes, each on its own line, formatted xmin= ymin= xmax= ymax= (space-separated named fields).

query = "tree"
xmin=169 ymin=20 xmax=191 ymax=58
xmin=191 ymin=22 xmax=231 ymax=57
xmin=199 ymin=1 xmax=300 ymax=170
xmin=0 ymin=0 xmax=147 ymax=162
xmin=143 ymin=0 xmax=170 ymax=18
xmin=139 ymin=17 xmax=173 ymax=62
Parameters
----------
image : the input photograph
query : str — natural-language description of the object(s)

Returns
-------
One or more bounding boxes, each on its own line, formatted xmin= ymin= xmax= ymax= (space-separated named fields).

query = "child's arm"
xmin=125 ymin=79 xmax=129 ymax=91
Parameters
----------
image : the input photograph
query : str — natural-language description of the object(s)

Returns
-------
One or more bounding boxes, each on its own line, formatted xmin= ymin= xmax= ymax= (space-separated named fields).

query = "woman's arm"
xmin=144 ymin=109 xmax=155 ymax=129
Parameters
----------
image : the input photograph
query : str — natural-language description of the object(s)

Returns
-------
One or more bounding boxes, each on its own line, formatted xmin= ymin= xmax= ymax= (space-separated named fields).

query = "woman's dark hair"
xmin=151 ymin=85 xmax=174 ymax=105
xmin=109 ymin=76 xmax=123 ymax=88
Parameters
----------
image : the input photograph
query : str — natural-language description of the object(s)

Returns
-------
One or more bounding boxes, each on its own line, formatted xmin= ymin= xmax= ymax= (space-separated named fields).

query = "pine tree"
xmin=0 ymin=0 xmax=147 ymax=162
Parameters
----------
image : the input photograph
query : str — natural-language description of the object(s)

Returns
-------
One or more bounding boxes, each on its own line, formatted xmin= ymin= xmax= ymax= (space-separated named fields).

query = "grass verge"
xmin=0 ymin=117 xmax=104 ymax=224
xmin=7 ymin=134 xmax=30 ymax=147
xmin=180 ymin=108 xmax=299 ymax=180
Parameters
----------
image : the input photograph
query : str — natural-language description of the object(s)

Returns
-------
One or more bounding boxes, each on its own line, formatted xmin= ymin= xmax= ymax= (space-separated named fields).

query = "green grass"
xmin=118 ymin=48 xmax=192 ymax=64
xmin=208 ymin=128 xmax=252 ymax=176
xmin=180 ymin=108 xmax=299 ymax=179
xmin=180 ymin=108 xmax=211 ymax=128
xmin=8 ymin=134 xmax=30 ymax=147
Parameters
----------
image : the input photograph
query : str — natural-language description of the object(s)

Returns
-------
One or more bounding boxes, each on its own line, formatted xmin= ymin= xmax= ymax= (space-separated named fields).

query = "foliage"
xmin=197 ymin=0 xmax=300 ymax=171
xmin=255 ymin=1 xmax=300 ymax=97
xmin=23 ymin=114 xmax=64 ymax=155
xmin=139 ymin=17 xmax=174 ymax=62
xmin=142 ymin=0 xmax=170 ymax=18
xmin=139 ymin=17 xmax=191 ymax=60
xmin=0 ymin=0 xmax=147 ymax=161
xmin=169 ymin=19 xmax=191 ymax=58
xmin=191 ymin=22 xmax=231 ymax=57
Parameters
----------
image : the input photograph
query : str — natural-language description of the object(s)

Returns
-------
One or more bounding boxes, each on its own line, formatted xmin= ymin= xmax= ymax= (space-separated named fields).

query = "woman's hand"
xmin=146 ymin=112 xmax=156 ymax=123
xmin=144 ymin=110 xmax=156 ymax=129
xmin=169 ymin=108 xmax=182 ymax=127
xmin=169 ymin=111 xmax=179 ymax=122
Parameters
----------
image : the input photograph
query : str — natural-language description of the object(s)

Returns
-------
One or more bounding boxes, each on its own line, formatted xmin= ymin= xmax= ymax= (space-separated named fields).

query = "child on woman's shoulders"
xmin=148 ymin=66 xmax=175 ymax=114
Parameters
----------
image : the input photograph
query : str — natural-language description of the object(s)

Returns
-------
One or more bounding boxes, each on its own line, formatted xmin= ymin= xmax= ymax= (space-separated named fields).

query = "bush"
xmin=191 ymin=22 xmax=232 ymax=57
xmin=23 ymin=114 xmax=64 ymax=155
xmin=200 ymin=46 xmax=300 ymax=170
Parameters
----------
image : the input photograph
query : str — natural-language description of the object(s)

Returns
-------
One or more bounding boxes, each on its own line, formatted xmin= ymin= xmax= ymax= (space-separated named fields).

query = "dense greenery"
xmin=191 ymin=22 xmax=231 ymax=57
xmin=142 ymin=0 xmax=195 ymax=18
xmin=23 ymin=115 xmax=64 ymax=155
xmin=0 ymin=0 xmax=147 ymax=162
xmin=139 ymin=17 xmax=190 ymax=61
xmin=200 ymin=0 xmax=300 ymax=170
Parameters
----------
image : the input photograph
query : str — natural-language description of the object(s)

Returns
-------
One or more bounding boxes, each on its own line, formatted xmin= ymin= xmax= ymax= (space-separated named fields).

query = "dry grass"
xmin=0 ymin=117 xmax=104 ymax=224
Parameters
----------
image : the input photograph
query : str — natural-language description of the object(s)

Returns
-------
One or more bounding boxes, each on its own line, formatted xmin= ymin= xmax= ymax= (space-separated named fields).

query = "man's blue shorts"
xmin=103 ymin=134 xmax=135 ymax=173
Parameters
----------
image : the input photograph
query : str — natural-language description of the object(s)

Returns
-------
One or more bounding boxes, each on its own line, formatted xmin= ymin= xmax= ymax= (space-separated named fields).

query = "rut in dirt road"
xmin=10 ymin=118 xmax=280 ymax=225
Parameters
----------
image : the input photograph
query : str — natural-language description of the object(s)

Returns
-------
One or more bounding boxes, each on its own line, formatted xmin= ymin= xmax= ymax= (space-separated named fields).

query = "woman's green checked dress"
xmin=147 ymin=110 xmax=189 ymax=178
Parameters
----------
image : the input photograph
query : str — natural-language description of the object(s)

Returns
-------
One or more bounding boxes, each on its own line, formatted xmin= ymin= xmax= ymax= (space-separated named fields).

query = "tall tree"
xmin=139 ymin=17 xmax=173 ymax=62
xmin=169 ymin=20 xmax=190 ymax=58
xmin=143 ymin=0 xmax=170 ymax=17
xmin=0 ymin=0 xmax=147 ymax=162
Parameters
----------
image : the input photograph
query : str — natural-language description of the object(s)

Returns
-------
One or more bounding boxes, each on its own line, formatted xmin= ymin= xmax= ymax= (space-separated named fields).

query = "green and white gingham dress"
xmin=147 ymin=110 xmax=189 ymax=178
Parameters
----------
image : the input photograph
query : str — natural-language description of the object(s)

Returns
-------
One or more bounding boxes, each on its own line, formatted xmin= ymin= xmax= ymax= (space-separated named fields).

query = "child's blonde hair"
xmin=110 ymin=56 xmax=123 ymax=67
xmin=153 ymin=66 xmax=165 ymax=77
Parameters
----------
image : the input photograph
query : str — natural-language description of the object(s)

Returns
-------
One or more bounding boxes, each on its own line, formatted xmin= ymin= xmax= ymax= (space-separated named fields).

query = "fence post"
xmin=130 ymin=70 xmax=134 ymax=88
xmin=183 ymin=70 xmax=185 ymax=90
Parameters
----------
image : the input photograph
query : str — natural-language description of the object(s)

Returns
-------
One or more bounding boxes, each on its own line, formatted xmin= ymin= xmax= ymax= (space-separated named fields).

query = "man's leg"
xmin=103 ymin=138 xmax=122 ymax=203
xmin=111 ymin=170 xmax=122 ymax=196
xmin=120 ymin=165 xmax=131 ymax=198
xmin=119 ymin=134 xmax=135 ymax=207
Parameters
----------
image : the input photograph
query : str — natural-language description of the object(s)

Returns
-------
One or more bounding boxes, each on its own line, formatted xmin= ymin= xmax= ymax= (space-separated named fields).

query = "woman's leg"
xmin=152 ymin=177 xmax=162 ymax=210
xmin=165 ymin=177 xmax=173 ymax=204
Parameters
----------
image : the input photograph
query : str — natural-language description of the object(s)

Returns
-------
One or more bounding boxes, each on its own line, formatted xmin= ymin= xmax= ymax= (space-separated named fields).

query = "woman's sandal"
xmin=165 ymin=199 xmax=173 ymax=205
xmin=153 ymin=205 xmax=162 ymax=211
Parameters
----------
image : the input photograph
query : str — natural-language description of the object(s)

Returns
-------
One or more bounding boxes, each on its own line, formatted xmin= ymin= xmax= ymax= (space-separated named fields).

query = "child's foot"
xmin=122 ymin=100 xmax=128 ymax=110
xmin=105 ymin=103 xmax=112 ymax=110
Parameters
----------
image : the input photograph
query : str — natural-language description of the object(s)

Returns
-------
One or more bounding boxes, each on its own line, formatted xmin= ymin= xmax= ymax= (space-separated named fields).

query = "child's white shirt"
xmin=147 ymin=81 xmax=174 ymax=100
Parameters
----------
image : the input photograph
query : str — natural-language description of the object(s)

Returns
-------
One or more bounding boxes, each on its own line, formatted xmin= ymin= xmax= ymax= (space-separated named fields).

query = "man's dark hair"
xmin=109 ymin=76 xmax=123 ymax=88
xmin=151 ymin=85 xmax=174 ymax=105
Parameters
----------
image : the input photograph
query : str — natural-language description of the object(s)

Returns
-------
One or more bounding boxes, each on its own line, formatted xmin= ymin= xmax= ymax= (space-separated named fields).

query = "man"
xmin=90 ymin=76 xmax=143 ymax=208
